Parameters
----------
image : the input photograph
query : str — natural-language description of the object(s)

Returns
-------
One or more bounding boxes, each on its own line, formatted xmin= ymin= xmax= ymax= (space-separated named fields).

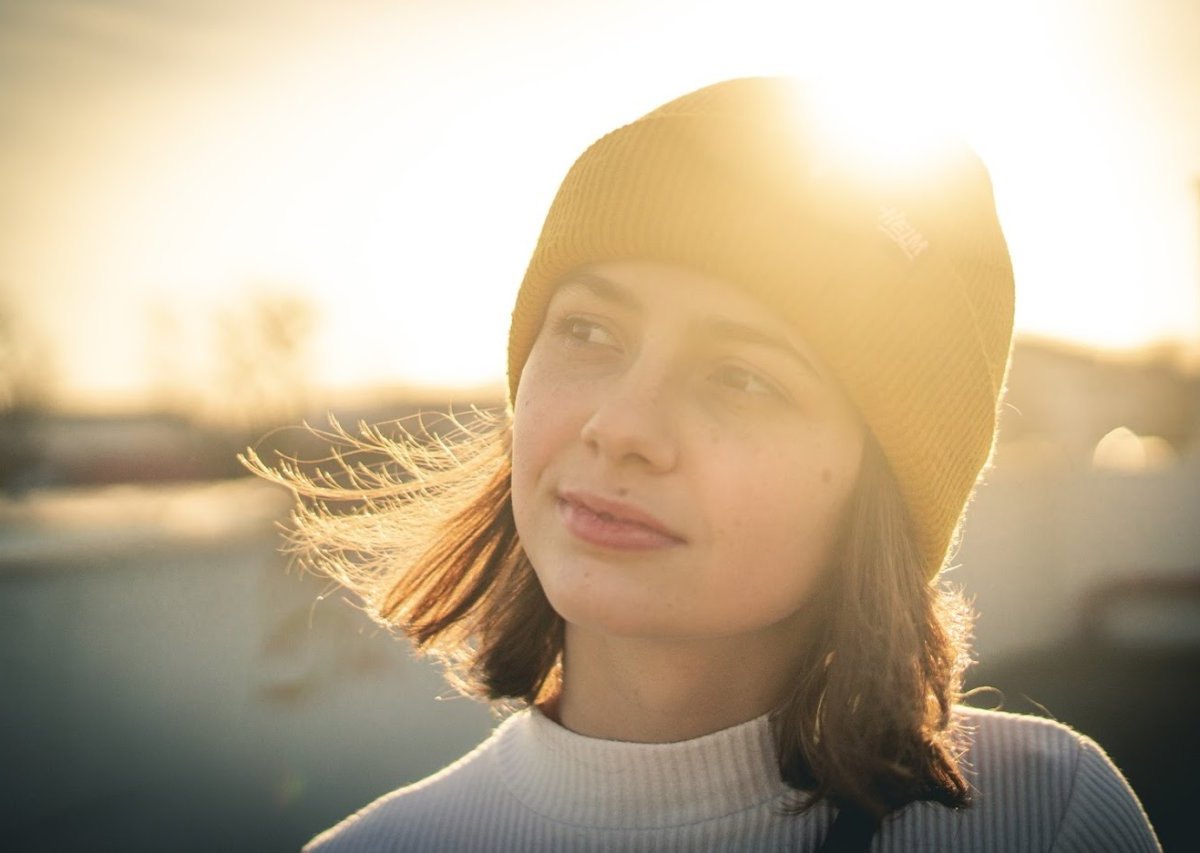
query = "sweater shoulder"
xmin=952 ymin=706 xmax=1086 ymax=816
xmin=304 ymin=723 xmax=510 ymax=853
xmin=955 ymin=704 xmax=1088 ymax=772
xmin=955 ymin=703 xmax=1117 ymax=810
xmin=948 ymin=705 xmax=1160 ymax=851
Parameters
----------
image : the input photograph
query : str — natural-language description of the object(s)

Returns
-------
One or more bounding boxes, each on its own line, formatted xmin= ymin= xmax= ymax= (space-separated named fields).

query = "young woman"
xmin=250 ymin=78 xmax=1160 ymax=851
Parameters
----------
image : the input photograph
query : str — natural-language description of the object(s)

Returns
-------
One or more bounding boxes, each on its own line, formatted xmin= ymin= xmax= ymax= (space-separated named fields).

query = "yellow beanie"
xmin=507 ymin=78 xmax=1015 ymax=580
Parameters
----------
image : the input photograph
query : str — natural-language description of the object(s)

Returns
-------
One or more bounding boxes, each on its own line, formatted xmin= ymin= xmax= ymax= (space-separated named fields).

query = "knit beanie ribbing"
xmin=506 ymin=78 xmax=1015 ymax=580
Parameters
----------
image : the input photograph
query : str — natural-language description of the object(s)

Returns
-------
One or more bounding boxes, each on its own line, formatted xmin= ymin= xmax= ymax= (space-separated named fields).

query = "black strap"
xmin=815 ymin=804 xmax=879 ymax=853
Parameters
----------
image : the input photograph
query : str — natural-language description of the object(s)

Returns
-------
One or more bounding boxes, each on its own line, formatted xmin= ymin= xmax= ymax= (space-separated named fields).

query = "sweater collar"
xmin=494 ymin=707 xmax=789 ymax=830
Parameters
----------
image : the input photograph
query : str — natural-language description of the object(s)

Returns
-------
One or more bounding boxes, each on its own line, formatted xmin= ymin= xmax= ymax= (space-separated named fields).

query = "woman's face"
xmin=510 ymin=259 xmax=865 ymax=642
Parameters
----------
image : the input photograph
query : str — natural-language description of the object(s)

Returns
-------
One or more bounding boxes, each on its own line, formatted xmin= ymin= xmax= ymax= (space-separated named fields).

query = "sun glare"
xmin=3 ymin=1 xmax=1197 ymax=411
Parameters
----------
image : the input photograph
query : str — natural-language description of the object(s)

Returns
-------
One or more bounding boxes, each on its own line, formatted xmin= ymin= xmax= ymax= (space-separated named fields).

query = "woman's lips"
xmin=556 ymin=490 xmax=685 ymax=551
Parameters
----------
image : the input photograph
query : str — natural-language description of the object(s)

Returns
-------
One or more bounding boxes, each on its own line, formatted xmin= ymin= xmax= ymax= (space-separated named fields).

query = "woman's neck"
xmin=547 ymin=621 xmax=806 ymax=743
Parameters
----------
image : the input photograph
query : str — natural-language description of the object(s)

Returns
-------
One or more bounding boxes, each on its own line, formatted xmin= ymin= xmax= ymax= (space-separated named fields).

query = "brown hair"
xmin=244 ymin=410 xmax=972 ymax=819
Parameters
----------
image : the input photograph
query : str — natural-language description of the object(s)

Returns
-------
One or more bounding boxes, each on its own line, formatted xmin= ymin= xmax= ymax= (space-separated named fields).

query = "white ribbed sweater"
xmin=307 ymin=706 xmax=1160 ymax=852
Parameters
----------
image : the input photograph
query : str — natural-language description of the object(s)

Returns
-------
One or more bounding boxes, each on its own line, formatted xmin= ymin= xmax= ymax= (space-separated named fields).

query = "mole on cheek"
xmin=821 ymin=468 xmax=833 ymax=485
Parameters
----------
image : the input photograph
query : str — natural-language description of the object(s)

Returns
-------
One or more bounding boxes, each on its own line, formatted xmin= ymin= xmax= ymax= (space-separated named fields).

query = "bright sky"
xmin=2 ymin=0 xmax=1198 ymax=410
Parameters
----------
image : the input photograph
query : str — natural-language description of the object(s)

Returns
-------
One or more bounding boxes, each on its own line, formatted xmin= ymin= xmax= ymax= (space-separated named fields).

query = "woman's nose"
xmin=579 ymin=367 xmax=679 ymax=473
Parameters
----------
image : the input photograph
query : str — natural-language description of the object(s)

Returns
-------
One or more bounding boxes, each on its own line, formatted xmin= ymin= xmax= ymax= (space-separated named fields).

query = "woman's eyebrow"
xmin=702 ymin=318 xmax=823 ymax=382
xmin=556 ymin=272 xmax=642 ymax=310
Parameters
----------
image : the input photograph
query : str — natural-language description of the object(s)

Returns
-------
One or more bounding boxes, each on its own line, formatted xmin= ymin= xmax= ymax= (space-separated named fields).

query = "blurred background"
xmin=1 ymin=0 xmax=1197 ymax=850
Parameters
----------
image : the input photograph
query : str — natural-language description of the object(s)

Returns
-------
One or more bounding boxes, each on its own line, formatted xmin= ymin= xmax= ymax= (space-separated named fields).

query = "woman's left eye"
xmin=710 ymin=364 xmax=780 ymax=398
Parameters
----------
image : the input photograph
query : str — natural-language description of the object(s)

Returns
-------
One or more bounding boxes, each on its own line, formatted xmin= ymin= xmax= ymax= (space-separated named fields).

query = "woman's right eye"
xmin=555 ymin=316 xmax=619 ymax=349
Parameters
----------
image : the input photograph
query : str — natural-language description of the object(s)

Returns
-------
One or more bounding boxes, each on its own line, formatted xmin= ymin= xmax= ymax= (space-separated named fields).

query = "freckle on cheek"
xmin=821 ymin=468 xmax=833 ymax=485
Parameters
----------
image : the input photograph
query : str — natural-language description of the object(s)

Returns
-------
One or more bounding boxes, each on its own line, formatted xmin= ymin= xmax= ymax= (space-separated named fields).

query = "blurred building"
xmin=957 ymin=337 xmax=1200 ymax=661
xmin=1001 ymin=338 xmax=1199 ymax=463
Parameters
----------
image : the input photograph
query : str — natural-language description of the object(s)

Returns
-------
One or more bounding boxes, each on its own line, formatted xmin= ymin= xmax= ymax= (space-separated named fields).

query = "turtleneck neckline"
xmin=493 ymin=707 xmax=790 ymax=830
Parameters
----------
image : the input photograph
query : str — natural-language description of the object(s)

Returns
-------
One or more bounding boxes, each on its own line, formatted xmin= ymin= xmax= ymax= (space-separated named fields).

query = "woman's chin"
xmin=547 ymin=591 xmax=689 ymax=641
